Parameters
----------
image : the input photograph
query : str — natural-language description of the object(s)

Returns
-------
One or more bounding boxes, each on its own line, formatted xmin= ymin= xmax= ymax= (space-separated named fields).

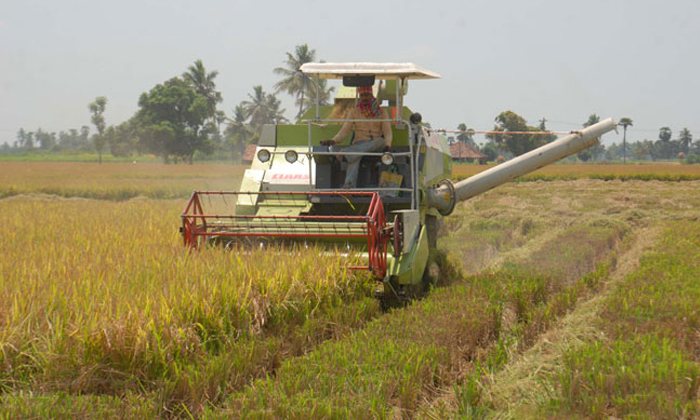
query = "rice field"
xmin=1 ymin=162 xmax=699 ymax=418
xmin=0 ymin=162 xmax=246 ymax=200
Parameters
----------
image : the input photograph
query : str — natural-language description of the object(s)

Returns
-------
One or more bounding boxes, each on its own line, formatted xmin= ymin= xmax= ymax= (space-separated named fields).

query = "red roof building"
xmin=449 ymin=142 xmax=488 ymax=164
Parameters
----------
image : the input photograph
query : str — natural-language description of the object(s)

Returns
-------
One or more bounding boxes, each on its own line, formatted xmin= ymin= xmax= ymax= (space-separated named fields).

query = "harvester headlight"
xmin=381 ymin=152 xmax=394 ymax=166
xmin=284 ymin=150 xmax=298 ymax=164
xmin=257 ymin=149 xmax=271 ymax=163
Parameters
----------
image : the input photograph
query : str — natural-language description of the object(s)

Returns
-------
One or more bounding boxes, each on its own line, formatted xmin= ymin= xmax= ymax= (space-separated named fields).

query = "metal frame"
xmin=182 ymin=190 xmax=390 ymax=278
xmin=301 ymin=74 xmax=418 ymax=208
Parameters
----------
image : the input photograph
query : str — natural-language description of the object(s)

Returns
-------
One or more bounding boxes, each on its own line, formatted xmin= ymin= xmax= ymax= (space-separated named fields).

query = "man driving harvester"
xmin=320 ymin=85 xmax=393 ymax=189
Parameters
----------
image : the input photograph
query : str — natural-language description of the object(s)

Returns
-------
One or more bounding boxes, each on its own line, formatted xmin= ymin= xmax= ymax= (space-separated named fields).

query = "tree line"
xmin=449 ymin=113 xmax=698 ymax=163
xmin=4 ymin=45 xmax=699 ymax=164
xmin=4 ymin=44 xmax=332 ymax=163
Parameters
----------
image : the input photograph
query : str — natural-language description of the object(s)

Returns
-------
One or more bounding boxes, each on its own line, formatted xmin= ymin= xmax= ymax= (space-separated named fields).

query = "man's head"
xmin=357 ymin=86 xmax=373 ymax=106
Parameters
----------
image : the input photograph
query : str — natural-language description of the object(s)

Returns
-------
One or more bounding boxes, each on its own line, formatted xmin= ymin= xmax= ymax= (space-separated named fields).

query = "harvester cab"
xmin=181 ymin=62 xmax=618 ymax=302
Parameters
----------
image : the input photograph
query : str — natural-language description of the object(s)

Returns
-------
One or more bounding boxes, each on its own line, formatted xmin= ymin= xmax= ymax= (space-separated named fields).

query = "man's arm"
xmin=330 ymin=109 xmax=355 ymax=144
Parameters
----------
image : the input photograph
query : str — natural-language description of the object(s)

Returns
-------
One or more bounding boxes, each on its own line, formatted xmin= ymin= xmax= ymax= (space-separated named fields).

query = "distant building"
xmin=449 ymin=142 xmax=488 ymax=164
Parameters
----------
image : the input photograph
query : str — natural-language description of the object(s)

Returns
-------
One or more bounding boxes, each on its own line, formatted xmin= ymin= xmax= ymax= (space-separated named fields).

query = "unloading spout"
xmin=427 ymin=118 xmax=617 ymax=214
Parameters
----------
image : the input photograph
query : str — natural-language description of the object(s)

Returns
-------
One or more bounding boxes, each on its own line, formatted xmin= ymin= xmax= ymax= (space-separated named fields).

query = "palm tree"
xmin=241 ymin=86 xmax=269 ymax=135
xmin=183 ymin=60 xmax=222 ymax=119
xmin=274 ymin=44 xmax=317 ymax=120
xmin=241 ymin=86 xmax=288 ymax=135
xmin=658 ymin=127 xmax=672 ymax=142
xmin=618 ymin=117 xmax=633 ymax=164
xmin=267 ymin=94 xmax=288 ymax=125
xmin=678 ymin=128 xmax=692 ymax=154
xmin=583 ymin=114 xmax=600 ymax=128
xmin=225 ymin=105 xmax=253 ymax=161
xmin=456 ymin=123 xmax=476 ymax=147
xmin=295 ymin=77 xmax=335 ymax=116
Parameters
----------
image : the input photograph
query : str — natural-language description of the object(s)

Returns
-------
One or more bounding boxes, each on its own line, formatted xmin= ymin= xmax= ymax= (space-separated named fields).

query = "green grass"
xmin=546 ymin=222 xmax=700 ymax=419
xmin=555 ymin=335 xmax=699 ymax=419
xmin=0 ymin=391 xmax=159 ymax=419
xmin=419 ymin=220 xmax=626 ymax=419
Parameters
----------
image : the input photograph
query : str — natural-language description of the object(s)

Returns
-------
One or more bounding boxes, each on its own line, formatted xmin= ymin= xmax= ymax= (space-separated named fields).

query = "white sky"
xmin=1 ymin=0 xmax=699 ymax=146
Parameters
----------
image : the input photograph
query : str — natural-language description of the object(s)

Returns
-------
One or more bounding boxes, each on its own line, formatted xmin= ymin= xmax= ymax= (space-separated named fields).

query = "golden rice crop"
xmin=0 ymin=197 xmax=376 ymax=415
xmin=0 ymin=162 xmax=246 ymax=199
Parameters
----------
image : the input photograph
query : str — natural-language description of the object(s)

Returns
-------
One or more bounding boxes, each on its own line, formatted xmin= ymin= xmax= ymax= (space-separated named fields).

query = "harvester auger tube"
xmin=426 ymin=118 xmax=617 ymax=214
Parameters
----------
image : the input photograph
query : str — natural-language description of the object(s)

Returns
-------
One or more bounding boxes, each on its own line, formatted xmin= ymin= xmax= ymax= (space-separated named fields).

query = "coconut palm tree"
xmin=678 ymin=128 xmax=692 ymax=154
xmin=183 ymin=60 xmax=222 ymax=119
xmin=295 ymin=77 xmax=334 ymax=116
xmin=618 ymin=117 xmax=633 ymax=164
xmin=241 ymin=86 xmax=288 ymax=135
xmin=273 ymin=44 xmax=318 ymax=120
xmin=456 ymin=123 xmax=476 ymax=147
xmin=225 ymin=105 xmax=253 ymax=160
xmin=583 ymin=114 xmax=600 ymax=128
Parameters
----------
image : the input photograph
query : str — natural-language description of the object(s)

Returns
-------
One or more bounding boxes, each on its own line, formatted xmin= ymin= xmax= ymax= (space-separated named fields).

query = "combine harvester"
xmin=182 ymin=63 xmax=616 ymax=303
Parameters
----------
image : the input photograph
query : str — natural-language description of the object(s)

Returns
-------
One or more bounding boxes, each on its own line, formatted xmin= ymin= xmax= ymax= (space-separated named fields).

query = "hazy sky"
xmin=1 ymin=0 xmax=698 ymax=146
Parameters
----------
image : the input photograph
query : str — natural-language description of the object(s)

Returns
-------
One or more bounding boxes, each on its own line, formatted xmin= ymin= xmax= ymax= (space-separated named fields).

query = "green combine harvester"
xmin=182 ymin=63 xmax=617 ymax=302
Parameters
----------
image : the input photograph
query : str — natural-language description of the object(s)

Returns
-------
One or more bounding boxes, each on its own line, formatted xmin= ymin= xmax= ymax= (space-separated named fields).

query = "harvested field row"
xmin=419 ymin=181 xmax=700 ymax=418
xmin=205 ymin=217 xmax=626 ymax=418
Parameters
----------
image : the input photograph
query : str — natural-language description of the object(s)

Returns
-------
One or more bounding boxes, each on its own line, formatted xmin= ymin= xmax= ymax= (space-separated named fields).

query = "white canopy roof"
xmin=299 ymin=62 xmax=441 ymax=80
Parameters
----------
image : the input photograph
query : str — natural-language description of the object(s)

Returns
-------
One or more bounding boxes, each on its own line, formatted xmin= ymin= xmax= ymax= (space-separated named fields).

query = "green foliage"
xmin=578 ymin=114 xmax=601 ymax=161
xmin=685 ymin=153 xmax=700 ymax=164
xmin=274 ymin=44 xmax=333 ymax=120
xmin=549 ymin=222 xmax=700 ymax=418
xmin=556 ymin=336 xmax=700 ymax=419
xmin=182 ymin=59 xmax=222 ymax=119
xmin=88 ymin=96 xmax=108 ymax=162
xmin=678 ymin=127 xmax=693 ymax=153
xmin=136 ymin=77 xmax=213 ymax=163
xmin=486 ymin=111 xmax=554 ymax=157
xmin=479 ymin=140 xmax=499 ymax=162
xmin=456 ymin=123 xmax=476 ymax=147
xmin=1 ymin=392 xmax=159 ymax=419
xmin=105 ymin=118 xmax=141 ymax=157
xmin=240 ymin=85 xmax=287 ymax=136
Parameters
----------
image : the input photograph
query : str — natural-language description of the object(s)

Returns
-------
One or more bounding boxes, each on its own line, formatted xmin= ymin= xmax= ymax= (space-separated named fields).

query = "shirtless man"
xmin=320 ymin=86 xmax=392 ymax=188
